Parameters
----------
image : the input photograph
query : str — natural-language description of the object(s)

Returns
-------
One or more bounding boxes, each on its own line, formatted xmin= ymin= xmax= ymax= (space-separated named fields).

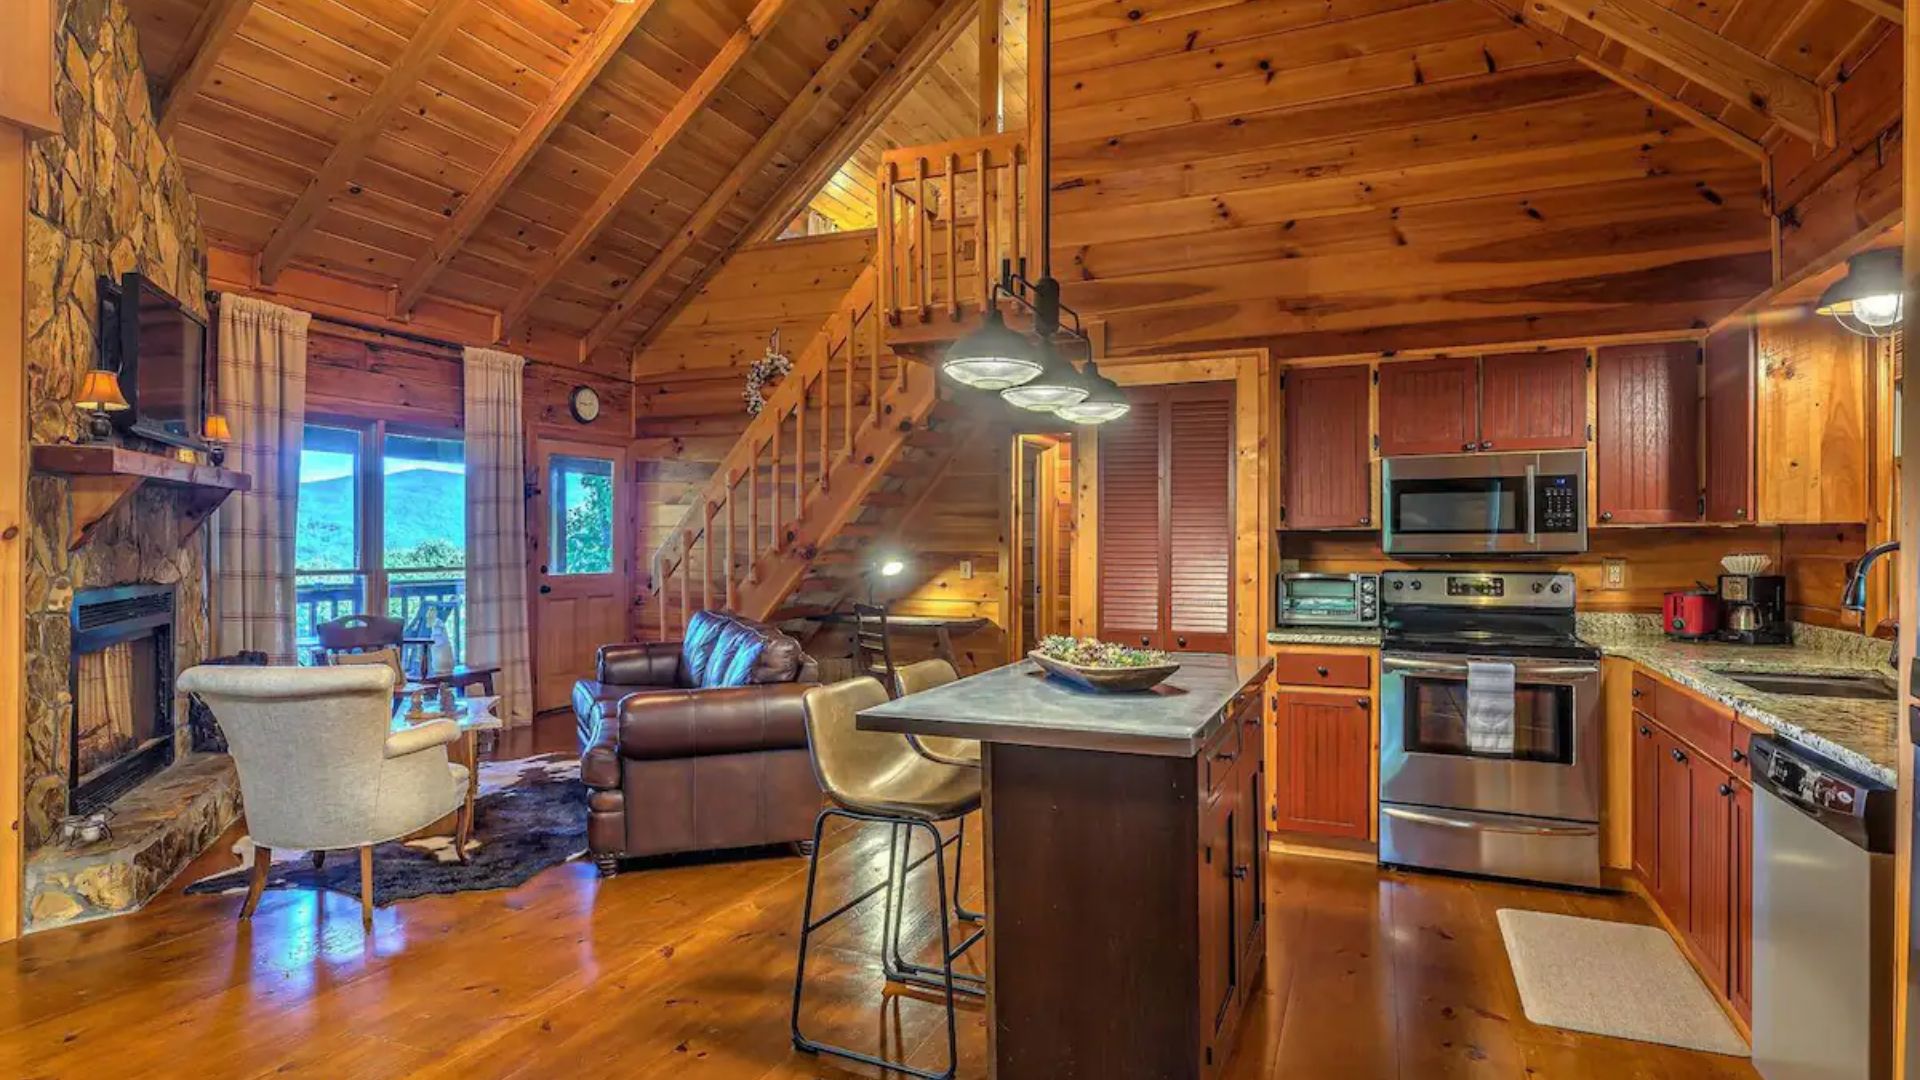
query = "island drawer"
xmin=1272 ymin=651 xmax=1370 ymax=689
xmin=1203 ymin=716 xmax=1244 ymax=797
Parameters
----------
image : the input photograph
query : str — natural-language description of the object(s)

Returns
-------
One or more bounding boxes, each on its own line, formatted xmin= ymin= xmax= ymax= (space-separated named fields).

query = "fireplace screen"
xmin=74 ymin=638 xmax=163 ymax=784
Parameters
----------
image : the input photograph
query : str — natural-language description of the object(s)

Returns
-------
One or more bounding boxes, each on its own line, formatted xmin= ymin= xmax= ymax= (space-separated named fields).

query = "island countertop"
xmin=856 ymin=652 xmax=1274 ymax=757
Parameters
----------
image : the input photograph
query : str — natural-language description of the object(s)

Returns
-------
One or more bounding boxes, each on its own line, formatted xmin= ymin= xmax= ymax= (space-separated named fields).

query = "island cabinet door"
xmin=1377 ymin=357 xmax=1478 ymax=456
xmin=1198 ymin=789 xmax=1237 ymax=1050
xmin=1273 ymin=692 xmax=1371 ymax=839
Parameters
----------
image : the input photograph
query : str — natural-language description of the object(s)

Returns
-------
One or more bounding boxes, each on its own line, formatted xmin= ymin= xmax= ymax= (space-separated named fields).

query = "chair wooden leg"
xmin=454 ymin=799 xmax=473 ymax=864
xmin=239 ymin=844 xmax=271 ymax=920
xmin=358 ymin=845 xmax=375 ymax=928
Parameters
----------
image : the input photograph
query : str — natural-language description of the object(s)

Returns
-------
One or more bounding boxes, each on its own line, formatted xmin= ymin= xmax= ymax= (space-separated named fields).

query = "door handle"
xmin=539 ymin=585 xmax=553 ymax=594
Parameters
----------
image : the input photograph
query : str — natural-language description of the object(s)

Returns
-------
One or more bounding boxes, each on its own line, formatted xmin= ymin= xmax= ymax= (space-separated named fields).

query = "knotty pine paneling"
xmin=1048 ymin=0 xmax=1775 ymax=360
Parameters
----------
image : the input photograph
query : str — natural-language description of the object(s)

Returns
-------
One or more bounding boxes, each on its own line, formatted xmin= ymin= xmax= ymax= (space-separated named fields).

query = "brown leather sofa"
xmin=576 ymin=611 xmax=823 ymax=874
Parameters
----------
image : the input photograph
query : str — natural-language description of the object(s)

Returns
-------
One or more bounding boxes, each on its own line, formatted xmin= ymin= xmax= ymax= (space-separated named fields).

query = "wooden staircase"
xmin=639 ymin=132 xmax=1031 ymax=636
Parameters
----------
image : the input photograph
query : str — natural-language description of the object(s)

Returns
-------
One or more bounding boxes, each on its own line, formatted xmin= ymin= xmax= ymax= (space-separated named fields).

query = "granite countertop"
xmin=857 ymin=653 xmax=1274 ymax=757
xmin=1267 ymin=626 xmax=1384 ymax=647
xmin=1579 ymin=615 xmax=1899 ymax=786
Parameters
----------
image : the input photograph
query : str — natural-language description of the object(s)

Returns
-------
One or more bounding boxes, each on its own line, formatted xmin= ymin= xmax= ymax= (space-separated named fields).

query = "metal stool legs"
xmin=950 ymin=816 xmax=985 ymax=924
xmin=884 ymin=824 xmax=986 ymax=998
xmin=792 ymin=808 xmax=972 ymax=1080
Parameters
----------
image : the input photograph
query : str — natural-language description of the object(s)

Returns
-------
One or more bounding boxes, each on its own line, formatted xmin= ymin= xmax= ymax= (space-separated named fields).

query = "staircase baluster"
xmin=795 ymin=380 xmax=807 ymax=511
xmin=771 ymin=410 xmax=783 ymax=551
xmin=678 ymin=532 xmax=691 ymax=633
xmin=655 ymin=551 xmax=666 ymax=639
xmin=869 ymin=298 xmax=880 ymax=430
xmin=880 ymin=161 xmax=897 ymax=325
xmin=946 ymin=152 xmax=959 ymax=320
xmin=977 ymin=146 xmax=990 ymax=312
xmin=747 ymin=439 xmax=760 ymax=583
xmin=724 ymin=477 xmax=737 ymax=610
xmin=843 ymin=305 xmax=855 ymax=456
xmin=916 ymin=156 xmax=930 ymax=321
xmin=702 ymin=503 xmax=715 ymax=613
xmin=818 ymin=357 xmax=830 ymax=491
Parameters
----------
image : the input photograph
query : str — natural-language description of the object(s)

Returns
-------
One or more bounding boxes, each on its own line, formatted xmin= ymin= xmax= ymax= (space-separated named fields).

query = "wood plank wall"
xmin=1771 ymin=27 xmax=1902 ymax=283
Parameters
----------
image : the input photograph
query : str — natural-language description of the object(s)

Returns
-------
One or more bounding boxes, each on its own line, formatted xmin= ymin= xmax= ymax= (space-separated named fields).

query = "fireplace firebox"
xmin=69 ymin=584 xmax=177 ymax=815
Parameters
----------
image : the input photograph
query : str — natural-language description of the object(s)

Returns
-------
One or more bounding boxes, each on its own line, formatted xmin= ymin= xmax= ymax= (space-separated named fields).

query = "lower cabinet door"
xmin=1652 ymin=730 xmax=1694 ymax=928
xmin=1631 ymin=716 xmax=1658 ymax=885
xmin=1274 ymin=692 xmax=1372 ymax=838
xmin=1199 ymin=792 xmax=1236 ymax=1042
xmin=1686 ymin=762 xmax=1735 ymax=984
xmin=1729 ymin=781 xmax=1754 ymax=1021
xmin=1234 ymin=760 xmax=1264 ymax=967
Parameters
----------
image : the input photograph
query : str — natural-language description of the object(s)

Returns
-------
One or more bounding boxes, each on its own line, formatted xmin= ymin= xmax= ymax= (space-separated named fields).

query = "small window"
xmin=549 ymin=454 xmax=615 ymax=576
xmin=295 ymin=424 xmax=367 ymax=656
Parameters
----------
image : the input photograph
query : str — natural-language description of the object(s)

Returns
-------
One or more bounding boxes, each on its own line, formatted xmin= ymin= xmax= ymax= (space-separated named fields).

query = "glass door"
xmin=531 ymin=439 xmax=629 ymax=715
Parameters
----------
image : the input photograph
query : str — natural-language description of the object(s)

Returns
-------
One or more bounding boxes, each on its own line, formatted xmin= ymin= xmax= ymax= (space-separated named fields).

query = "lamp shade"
xmin=1816 ymin=249 xmax=1903 ymax=338
xmin=1000 ymin=339 xmax=1091 ymax=412
xmin=942 ymin=309 xmax=1044 ymax=390
xmin=73 ymin=369 xmax=129 ymax=411
xmin=1053 ymin=361 xmax=1131 ymax=424
xmin=202 ymin=413 xmax=233 ymax=442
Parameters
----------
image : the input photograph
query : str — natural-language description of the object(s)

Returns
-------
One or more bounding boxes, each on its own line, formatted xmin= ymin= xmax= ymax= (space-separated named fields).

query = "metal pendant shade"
xmin=1816 ymin=249 xmax=1904 ymax=338
xmin=1000 ymin=340 xmax=1090 ymax=412
xmin=941 ymin=309 xmax=1045 ymax=390
xmin=1053 ymin=361 xmax=1131 ymax=424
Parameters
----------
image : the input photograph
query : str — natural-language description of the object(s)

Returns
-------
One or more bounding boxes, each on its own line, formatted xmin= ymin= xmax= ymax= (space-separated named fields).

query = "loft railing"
xmin=647 ymin=266 xmax=904 ymax=635
xmin=877 ymin=132 xmax=1028 ymax=328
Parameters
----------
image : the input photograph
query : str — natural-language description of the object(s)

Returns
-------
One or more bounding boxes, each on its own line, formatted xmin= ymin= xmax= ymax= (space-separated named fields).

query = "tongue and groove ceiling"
xmin=121 ymin=0 xmax=1896 ymax=370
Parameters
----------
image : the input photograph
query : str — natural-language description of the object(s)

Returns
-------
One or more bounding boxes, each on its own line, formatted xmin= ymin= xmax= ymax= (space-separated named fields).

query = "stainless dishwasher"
xmin=1749 ymin=735 xmax=1897 ymax=1080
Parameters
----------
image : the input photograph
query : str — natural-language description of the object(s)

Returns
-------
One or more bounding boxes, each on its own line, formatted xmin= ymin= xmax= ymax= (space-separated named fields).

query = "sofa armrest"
xmin=598 ymin=641 xmax=683 ymax=687
xmin=616 ymin=683 xmax=813 ymax=761
xmin=386 ymin=718 xmax=459 ymax=759
xmin=580 ymin=701 xmax=624 ymax=790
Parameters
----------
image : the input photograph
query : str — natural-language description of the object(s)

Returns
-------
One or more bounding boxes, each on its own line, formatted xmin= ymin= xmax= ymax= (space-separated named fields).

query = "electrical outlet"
xmin=1602 ymin=559 xmax=1626 ymax=590
xmin=960 ymin=559 xmax=974 ymax=580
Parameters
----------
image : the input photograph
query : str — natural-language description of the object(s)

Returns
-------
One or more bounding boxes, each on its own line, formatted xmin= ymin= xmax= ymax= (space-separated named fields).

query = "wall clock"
xmin=569 ymin=385 xmax=601 ymax=424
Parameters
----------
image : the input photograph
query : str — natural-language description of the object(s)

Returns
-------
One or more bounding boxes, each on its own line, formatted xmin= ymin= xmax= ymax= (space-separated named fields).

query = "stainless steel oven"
xmin=1275 ymin=572 xmax=1379 ymax=628
xmin=1377 ymin=571 xmax=1602 ymax=888
xmin=1381 ymin=450 xmax=1587 ymax=556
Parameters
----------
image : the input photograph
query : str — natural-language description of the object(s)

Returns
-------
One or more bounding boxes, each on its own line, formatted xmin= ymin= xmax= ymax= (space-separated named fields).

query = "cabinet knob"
xmin=1315 ymin=666 xmax=1329 ymax=677
xmin=1638 ymin=725 xmax=1650 ymax=737
xmin=1631 ymin=688 xmax=1642 ymax=699
xmin=1718 ymin=783 xmax=1734 ymax=798
xmin=1462 ymin=441 xmax=1474 ymax=452
xmin=1359 ymin=515 xmax=1372 ymax=526
xmin=1232 ymin=865 xmax=1250 ymax=880
xmin=1734 ymin=508 xmax=1746 ymax=519
xmin=1141 ymin=636 xmax=1151 ymax=647
xmin=1355 ymin=697 xmax=1368 ymax=708
xmin=1671 ymin=748 xmax=1686 ymax=763
xmin=1480 ymin=441 xmax=1494 ymax=451
xmin=1599 ymin=511 xmax=1614 ymax=523
xmin=1731 ymin=748 xmax=1747 ymax=763
xmin=1176 ymin=636 xmax=1188 ymax=648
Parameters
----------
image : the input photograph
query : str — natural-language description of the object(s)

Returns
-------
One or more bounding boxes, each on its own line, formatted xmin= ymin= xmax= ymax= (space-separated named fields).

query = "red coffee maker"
xmin=1662 ymin=589 xmax=1721 ymax=640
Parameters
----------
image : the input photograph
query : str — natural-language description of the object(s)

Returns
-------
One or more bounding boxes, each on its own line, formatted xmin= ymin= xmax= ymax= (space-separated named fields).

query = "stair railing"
xmin=877 ymin=132 xmax=1027 ymax=327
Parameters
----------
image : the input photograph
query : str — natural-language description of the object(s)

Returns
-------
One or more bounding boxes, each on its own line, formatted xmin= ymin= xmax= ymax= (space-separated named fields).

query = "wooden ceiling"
xmin=124 ymin=0 xmax=981 ymax=365
xmin=1048 ymin=0 xmax=1899 ymax=359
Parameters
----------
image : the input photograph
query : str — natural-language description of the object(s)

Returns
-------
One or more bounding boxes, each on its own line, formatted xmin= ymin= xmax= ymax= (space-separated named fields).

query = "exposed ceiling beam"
xmin=391 ymin=0 xmax=660 ymax=315
xmin=745 ymin=0 xmax=978 ymax=246
xmin=978 ymin=0 xmax=1001 ymax=134
xmin=581 ymin=0 xmax=915 ymax=358
xmin=497 ymin=0 xmax=799 ymax=335
xmin=156 ymin=0 xmax=256 ymax=139
xmin=637 ymin=0 xmax=979 ymax=363
xmin=1524 ymin=0 xmax=1828 ymax=145
xmin=1837 ymin=0 xmax=1902 ymax=24
xmin=257 ymin=0 xmax=474 ymax=285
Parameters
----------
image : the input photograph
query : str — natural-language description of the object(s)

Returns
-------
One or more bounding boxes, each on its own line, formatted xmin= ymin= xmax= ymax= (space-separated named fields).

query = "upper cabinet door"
xmin=1282 ymin=365 xmax=1372 ymax=530
xmin=1478 ymin=350 xmax=1588 ymax=451
xmin=1098 ymin=395 xmax=1165 ymax=649
xmin=1377 ymin=357 xmax=1477 ymax=456
xmin=1703 ymin=326 xmax=1756 ymax=524
xmin=1755 ymin=320 xmax=1868 ymax=524
xmin=1594 ymin=342 xmax=1700 ymax=525
xmin=1166 ymin=386 xmax=1235 ymax=653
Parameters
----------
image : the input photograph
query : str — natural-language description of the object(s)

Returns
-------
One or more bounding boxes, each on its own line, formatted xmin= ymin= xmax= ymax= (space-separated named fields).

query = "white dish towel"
xmin=1465 ymin=661 xmax=1517 ymax=755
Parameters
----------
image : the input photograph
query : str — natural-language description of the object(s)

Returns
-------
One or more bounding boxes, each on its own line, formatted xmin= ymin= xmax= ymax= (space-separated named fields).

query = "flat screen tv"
xmin=101 ymin=272 xmax=207 ymax=449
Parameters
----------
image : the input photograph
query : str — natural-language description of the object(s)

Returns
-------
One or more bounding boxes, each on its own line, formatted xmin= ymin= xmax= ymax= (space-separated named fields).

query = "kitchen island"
xmin=858 ymin=652 xmax=1274 ymax=1080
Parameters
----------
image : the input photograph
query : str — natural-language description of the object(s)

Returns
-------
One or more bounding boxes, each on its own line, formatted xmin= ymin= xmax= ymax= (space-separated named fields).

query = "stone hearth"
xmin=24 ymin=754 xmax=239 ymax=928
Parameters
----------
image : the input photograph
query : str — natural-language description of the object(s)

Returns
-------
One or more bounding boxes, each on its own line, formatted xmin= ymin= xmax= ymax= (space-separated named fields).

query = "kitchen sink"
xmin=1712 ymin=670 xmax=1898 ymax=701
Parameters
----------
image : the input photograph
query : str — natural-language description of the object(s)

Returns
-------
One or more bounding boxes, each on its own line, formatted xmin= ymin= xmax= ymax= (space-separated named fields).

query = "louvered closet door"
xmin=1098 ymin=384 xmax=1235 ymax=653
xmin=1098 ymin=394 xmax=1165 ymax=648
xmin=1166 ymin=385 xmax=1234 ymax=653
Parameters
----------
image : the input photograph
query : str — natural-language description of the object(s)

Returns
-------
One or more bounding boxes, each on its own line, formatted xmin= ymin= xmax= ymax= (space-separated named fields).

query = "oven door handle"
xmin=1524 ymin=462 xmax=1537 ymax=546
xmin=1382 ymin=806 xmax=1595 ymax=837
xmin=1381 ymin=656 xmax=1599 ymax=680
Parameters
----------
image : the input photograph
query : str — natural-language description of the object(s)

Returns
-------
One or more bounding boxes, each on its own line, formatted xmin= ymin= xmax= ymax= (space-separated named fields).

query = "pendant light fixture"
xmin=1816 ymin=249 xmax=1904 ymax=338
xmin=938 ymin=0 xmax=1127 ymax=425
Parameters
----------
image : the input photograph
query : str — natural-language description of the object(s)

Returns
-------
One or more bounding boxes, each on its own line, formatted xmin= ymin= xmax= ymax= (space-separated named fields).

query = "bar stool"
xmin=893 ymin=659 xmax=984 ymax=927
xmin=791 ymin=676 xmax=984 ymax=1080
xmin=853 ymin=603 xmax=899 ymax=696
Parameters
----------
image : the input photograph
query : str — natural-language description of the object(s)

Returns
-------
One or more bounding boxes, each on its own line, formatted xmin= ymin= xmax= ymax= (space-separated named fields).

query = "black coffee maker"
xmin=1718 ymin=574 xmax=1790 ymax=645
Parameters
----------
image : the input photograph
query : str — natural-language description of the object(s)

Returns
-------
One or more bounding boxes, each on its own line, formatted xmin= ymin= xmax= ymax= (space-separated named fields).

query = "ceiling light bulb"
xmin=1853 ymin=293 xmax=1901 ymax=327
xmin=942 ymin=309 xmax=1043 ymax=390
xmin=1055 ymin=399 xmax=1131 ymax=424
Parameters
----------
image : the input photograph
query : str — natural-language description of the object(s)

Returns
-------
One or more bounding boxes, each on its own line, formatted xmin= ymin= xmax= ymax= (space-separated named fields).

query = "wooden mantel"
xmin=31 ymin=444 xmax=251 ymax=551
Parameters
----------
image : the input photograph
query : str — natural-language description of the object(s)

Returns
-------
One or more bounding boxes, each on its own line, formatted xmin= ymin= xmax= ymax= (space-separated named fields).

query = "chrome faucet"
xmin=1841 ymin=540 xmax=1899 ymax=667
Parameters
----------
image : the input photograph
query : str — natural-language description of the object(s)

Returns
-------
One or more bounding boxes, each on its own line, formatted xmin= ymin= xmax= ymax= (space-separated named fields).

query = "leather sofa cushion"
xmin=616 ymin=684 xmax=810 ymax=761
xmin=680 ymin=610 xmax=809 ymax=688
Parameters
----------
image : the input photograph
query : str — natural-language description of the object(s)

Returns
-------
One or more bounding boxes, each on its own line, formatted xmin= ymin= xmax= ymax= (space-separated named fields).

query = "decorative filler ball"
xmin=1036 ymin=634 xmax=1172 ymax=668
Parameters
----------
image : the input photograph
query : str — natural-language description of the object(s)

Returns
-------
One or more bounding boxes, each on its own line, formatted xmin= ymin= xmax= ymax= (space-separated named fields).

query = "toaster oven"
xmin=1276 ymin=572 xmax=1380 ymax=628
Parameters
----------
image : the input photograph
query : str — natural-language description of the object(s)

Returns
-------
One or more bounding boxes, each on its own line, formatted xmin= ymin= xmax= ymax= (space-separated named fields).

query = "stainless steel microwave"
xmin=1276 ymin=572 xmax=1379 ymax=627
xmin=1381 ymin=450 xmax=1587 ymax=556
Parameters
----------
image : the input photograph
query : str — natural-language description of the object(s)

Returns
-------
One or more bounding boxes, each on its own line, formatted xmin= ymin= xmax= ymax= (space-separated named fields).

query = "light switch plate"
xmin=960 ymin=559 xmax=974 ymax=580
xmin=1602 ymin=559 xmax=1626 ymax=590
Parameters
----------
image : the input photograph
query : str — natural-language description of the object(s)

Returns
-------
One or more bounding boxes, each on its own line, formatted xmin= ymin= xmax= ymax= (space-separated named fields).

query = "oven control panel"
xmin=1382 ymin=571 xmax=1576 ymax=610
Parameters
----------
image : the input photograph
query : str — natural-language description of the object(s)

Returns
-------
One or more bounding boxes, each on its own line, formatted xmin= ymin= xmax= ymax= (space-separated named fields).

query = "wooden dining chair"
xmin=852 ymin=604 xmax=899 ymax=699
xmin=316 ymin=614 xmax=410 ymax=675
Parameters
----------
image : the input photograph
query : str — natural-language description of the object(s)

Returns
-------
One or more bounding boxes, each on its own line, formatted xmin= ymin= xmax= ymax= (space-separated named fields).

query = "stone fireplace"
xmin=69 ymin=585 xmax=177 ymax=815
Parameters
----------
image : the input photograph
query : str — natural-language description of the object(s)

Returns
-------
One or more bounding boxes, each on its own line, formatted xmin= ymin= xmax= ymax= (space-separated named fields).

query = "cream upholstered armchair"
xmin=177 ymin=664 xmax=470 ymax=926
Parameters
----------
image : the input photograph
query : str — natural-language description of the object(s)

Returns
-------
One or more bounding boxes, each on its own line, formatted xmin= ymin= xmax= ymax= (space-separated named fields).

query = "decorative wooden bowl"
xmin=1029 ymin=650 xmax=1181 ymax=692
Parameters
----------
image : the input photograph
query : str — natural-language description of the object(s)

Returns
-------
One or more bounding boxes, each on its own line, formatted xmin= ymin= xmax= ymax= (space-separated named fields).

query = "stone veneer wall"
xmin=21 ymin=0 xmax=212 ymax=851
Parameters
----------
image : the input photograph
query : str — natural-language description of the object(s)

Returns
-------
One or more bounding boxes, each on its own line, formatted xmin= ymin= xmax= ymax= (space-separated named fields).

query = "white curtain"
xmin=213 ymin=294 xmax=309 ymax=662
xmin=463 ymin=347 xmax=533 ymax=725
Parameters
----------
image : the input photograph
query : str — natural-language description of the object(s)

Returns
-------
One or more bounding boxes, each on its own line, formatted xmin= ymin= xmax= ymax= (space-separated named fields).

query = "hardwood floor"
xmin=0 ymin=718 xmax=1756 ymax=1079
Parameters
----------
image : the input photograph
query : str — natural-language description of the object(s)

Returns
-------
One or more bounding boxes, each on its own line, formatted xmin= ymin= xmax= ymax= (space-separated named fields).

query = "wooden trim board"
xmin=0 ymin=126 xmax=27 ymax=943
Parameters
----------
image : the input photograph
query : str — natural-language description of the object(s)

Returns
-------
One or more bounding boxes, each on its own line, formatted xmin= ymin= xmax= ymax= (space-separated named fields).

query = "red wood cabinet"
xmin=1686 ymin=761 xmax=1736 ymax=979
xmin=1478 ymin=350 xmax=1588 ymax=451
xmin=1099 ymin=384 xmax=1234 ymax=652
xmin=1377 ymin=357 xmax=1477 ymax=456
xmin=1652 ymin=729 xmax=1694 ymax=923
xmin=1703 ymin=325 xmax=1756 ymax=524
xmin=1272 ymin=691 xmax=1371 ymax=839
xmin=1730 ymin=781 xmax=1754 ymax=1023
xmin=1631 ymin=714 xmax=1658 ymax=884
xmin=1594 ymin=342 xmax=1700 ymax=524
xmin=1281 ymin=365 xmax=1372 ymax=529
